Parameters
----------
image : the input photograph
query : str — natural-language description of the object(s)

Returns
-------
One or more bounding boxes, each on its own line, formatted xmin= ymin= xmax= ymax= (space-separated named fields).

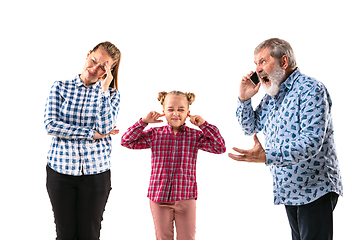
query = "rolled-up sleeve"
xmin=96 ymin=89 xmax=121 ymax=134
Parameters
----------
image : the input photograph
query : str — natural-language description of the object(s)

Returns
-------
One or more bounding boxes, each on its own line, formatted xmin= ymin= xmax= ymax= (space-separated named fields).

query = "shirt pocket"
xmin=60 ymin=99 xmax=78 ymax=125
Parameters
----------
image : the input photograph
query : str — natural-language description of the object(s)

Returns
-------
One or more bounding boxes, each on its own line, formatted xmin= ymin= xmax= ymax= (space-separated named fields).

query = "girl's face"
xmin=80 ymin=48 xmax=113 ymax=84
xmin=163 ymin=95 xmax=190 ymax=132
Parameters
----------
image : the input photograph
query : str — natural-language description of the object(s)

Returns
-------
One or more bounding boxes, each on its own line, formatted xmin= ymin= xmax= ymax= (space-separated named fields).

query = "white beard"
xmin=262 ymin=64 xmax=285 ymax=96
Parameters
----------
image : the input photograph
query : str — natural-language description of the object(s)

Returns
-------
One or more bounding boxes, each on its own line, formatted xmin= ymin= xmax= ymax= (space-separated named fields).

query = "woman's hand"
xmin=142 ymin=111 xmax=165 ymax=124
xmin=93 ymin=126 xmax=119 ymax=139
xmin=100 ymin=61 xmax=113 ymax=92
xmin=189 ymin=115 xmax=205 ymax=127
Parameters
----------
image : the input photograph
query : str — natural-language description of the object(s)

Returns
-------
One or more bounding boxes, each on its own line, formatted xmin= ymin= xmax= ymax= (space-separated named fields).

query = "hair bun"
xmin=185 ymin=92 xmax=195 ymax=105
xmin=157 ymin=91 xmax=168 ymax=105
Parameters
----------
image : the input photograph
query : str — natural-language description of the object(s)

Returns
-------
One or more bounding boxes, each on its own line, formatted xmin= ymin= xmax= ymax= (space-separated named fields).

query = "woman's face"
xmin=163 ymin=95 xmax=190 ymax=131
xmin=80 ymin=48 xmax=113 ymax=84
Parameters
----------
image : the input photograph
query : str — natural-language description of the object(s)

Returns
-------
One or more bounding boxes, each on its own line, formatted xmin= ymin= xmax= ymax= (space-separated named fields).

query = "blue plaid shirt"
xmin=44 ymin=75 xmax=120 ymax=176
xmin=237 ymin=68 xmax=343 ymax=205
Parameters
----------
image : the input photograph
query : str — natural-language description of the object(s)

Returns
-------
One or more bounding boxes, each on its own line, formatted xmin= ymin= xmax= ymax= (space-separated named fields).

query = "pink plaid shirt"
xmin=121 ymin=119 xmax=226 ymax=202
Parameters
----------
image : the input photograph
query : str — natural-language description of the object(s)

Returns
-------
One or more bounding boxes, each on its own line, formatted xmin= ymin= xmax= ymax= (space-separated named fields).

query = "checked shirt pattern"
xmin=237 ymin=68 xmax=343 ymax=205
xmin=44 ymin=75 xmax=120 ymax=175
xmin=121 ymin=119 xmax=226 ymax=202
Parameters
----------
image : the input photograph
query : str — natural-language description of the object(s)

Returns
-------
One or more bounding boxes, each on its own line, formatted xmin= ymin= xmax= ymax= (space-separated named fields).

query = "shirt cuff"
xmin=237 ymin=97 xmax=252 ymax=108
xmin=139 ymin=118 xmax=149 ymax=126
xmin=199 ymin=121 xmax=209 ymax=129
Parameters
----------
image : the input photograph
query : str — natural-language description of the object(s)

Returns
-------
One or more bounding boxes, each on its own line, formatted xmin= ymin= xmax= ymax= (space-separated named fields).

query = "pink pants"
xmin=149 ymin=198 xmax=196 ymax=240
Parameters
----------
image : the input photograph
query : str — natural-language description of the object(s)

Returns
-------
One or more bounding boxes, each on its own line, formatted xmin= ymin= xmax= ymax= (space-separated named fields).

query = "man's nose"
xmin=256 ymin=65 xmax=263 ymax=73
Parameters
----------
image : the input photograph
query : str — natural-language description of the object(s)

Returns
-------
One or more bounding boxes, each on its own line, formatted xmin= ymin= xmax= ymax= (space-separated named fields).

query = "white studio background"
xmin=1 ymin=0 xmax=360 ymax=239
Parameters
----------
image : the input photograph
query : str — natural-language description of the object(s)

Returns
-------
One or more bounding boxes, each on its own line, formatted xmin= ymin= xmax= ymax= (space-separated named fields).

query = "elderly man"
xmin=229 ymin=38 xmax=343 ymax=240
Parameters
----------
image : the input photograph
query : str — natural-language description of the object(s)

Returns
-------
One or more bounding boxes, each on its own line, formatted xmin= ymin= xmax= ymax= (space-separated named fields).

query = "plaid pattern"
xmin=121 ymin=119 xmax=226 ymax=202
xmin=44 ymin=75 xmax=120 ymax=176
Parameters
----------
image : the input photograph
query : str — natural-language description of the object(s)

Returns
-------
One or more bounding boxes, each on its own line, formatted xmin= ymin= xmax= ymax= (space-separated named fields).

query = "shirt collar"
xmin=74 ymin=75 xmax=101 ymax=89
xmin=166 ymin=123 xmax=187 ymax=133
xmin=280 ymin=67 xmax=301 ymax=90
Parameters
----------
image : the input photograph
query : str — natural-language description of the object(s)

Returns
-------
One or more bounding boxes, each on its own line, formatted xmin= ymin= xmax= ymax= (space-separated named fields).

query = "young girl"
xmin=121 ymin=90 xmax=226 ymax=240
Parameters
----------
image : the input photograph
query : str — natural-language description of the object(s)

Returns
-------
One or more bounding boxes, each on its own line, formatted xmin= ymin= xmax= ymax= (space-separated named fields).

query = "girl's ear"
xmin=162 ymin=109 xmax=165 ymax=114
xmin=187 ymin=110 xmax=190 ymax=117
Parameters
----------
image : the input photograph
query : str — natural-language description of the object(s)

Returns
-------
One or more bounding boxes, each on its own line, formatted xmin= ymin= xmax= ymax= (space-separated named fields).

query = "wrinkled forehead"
xmin=254 ymin=47 xmax=271 ymax=63
xmin=91 ymin=48 xmax=114 ymax=66
xmin=164 ymin=94 xmax=189 ymax=108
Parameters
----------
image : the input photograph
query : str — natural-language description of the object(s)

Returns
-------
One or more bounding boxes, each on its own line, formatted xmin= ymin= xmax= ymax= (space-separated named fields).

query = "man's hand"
xmin=228 ymin=133 xmax=266 ymax=163
xmin=239 ymin=71 xmax=262 ymax=102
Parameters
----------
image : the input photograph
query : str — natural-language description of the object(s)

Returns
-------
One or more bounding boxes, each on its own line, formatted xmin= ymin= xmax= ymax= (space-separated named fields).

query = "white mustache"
xmin=258 ymin=72 xmax=268 ymax=78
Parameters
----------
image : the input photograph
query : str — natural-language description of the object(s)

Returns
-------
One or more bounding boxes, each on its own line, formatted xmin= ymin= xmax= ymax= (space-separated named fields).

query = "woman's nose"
xmin=93 ymin=65 xmax=100 ymax=71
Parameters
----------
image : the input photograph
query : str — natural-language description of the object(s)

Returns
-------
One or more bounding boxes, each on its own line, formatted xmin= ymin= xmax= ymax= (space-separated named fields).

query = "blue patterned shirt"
xmin=44 ymin=75 xmax=120 ymax=176
xmin=236 ymin=68 xmax=343 ymax=205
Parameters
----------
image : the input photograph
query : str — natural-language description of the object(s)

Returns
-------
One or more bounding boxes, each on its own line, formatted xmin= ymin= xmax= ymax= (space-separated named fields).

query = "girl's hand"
xmin=93 ymin=126 xmax=119 ymax=139
xmin=189 ymin=115 xmax=205 ymax=127
xmin=100 ymin=61 xmax=113 ymax=92
xmin=142 ymin=111 xmax=165 ymax=124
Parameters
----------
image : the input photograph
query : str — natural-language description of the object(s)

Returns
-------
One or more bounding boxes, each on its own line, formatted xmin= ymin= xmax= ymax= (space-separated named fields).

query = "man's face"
xmin=254 ymin=47 xmax=286 ymax=96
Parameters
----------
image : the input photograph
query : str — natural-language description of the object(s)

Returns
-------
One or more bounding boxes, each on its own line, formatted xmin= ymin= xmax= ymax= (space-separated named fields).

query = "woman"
xmin=44 ymin=41 xmax=121 ymax=240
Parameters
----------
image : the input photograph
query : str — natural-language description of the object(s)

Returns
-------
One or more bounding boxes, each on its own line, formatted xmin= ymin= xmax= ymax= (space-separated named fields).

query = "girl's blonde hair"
xmin=157 ymin=91 xmax=195 ymax=107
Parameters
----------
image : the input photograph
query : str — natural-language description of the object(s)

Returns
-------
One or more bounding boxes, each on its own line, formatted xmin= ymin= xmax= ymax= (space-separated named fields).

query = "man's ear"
xmin=280 ymin=55 xmax=289 ymax=70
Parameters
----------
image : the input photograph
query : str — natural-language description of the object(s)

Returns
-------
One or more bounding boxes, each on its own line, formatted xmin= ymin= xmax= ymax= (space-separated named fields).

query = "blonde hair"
xmin=157 ymin=90 xmax=195 ymax=107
